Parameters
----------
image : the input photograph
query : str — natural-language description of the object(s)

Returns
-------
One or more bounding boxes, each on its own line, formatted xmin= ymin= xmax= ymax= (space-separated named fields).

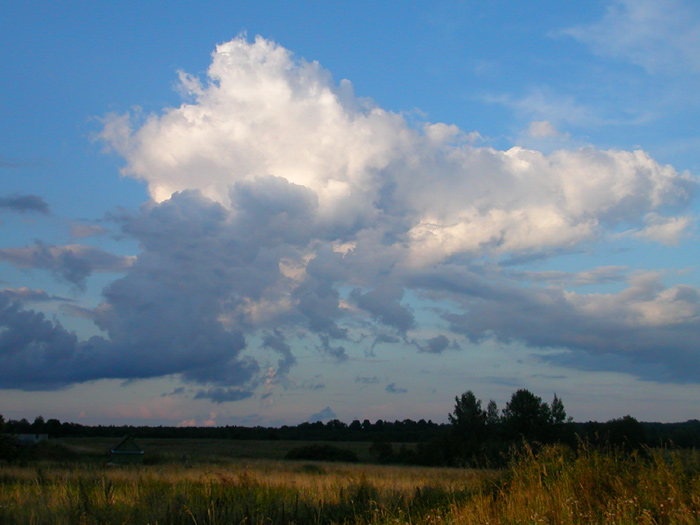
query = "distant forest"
xmin=2 ymin=388 xmax=699 ymax=467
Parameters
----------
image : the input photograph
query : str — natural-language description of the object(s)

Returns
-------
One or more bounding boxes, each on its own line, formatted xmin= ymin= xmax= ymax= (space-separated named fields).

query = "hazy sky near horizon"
xmin=1 ymin=1 xmax=699 ymax=426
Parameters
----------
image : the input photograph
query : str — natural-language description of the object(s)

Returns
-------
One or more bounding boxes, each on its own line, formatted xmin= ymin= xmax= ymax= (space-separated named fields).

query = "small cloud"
xmin=299 ymin=379 xmax=325 ymax=390
xmin=371 ymin=334 xmax=400 ymax=350
xmin=560 ymin=0 xmax=700 ymax=75
xmin=194 ymin=388 xmax=254 ymax=404
xmin=70 ymin=223 xmax=108 ymax=239
xmin=386 ymin=383 xmax=407 ymax=394
xmin=528 ymin=120 xmax=560 ymax=138
xmin=0 ymin=194 xmax=49 ymax=214
xmin=355 ymin=375 xmax=379 ymax=385
xmin=465 ymin=131 xmax=484 ymax=143
xmin=0 ymin=242 xmax=134 ymax=288
xmin=419 ymin=334 xmax=461 ymax=354
xmin=425 ymin=335 xmax=450 ymax=354
xmin=635 ymin=213 xmax=692 ymax=245
xmin=308 ymin=406 xmax=336 ymax=423
xmin=318 ymin=335 xmax=349 ymax=362
xmin=161 ymin=387 xmax=185 ymax=397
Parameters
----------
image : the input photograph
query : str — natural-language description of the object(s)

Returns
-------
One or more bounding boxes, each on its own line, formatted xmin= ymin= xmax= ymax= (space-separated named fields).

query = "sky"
xmin=1 ymin=1 xmax=699 ymax=427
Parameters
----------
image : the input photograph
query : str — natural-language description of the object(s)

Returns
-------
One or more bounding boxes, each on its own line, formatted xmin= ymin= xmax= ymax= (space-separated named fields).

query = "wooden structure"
xmin=15 ymin=433 xmax=49 ymax=445
xmin=109 ymin=435 xmax=144 ymax=464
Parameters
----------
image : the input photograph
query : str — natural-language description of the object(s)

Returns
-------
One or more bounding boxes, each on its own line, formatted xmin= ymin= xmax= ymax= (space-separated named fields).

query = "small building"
xmin=109 ymin=435 xmax=144 ymax=464
xmin=16 ymin=434 xmax=49 ymax=446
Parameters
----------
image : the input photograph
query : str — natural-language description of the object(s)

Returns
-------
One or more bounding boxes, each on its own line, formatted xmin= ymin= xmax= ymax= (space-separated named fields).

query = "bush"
xmin=284 ymin=444 xmax=359 ymax=462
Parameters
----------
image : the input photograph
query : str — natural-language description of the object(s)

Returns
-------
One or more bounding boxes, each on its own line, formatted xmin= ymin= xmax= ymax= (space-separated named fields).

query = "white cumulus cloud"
xmin=3 ymin=35 xmax=699 ymax=395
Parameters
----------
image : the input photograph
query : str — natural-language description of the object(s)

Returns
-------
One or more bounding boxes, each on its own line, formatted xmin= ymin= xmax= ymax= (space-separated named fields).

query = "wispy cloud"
xmin=0 ymin=194 xmax=49 ymax=214
xmin=0 ymin=242 xmax=134 ymax=288
xmin=561 ymin=0 xmax=700 ymax=75
xmin=386 ymin=383 xmax=408 ymax=394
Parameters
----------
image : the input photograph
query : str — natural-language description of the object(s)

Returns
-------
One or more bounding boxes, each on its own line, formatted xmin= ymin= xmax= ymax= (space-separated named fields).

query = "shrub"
xmin=284 ymin=443 xmax=359 ymax=462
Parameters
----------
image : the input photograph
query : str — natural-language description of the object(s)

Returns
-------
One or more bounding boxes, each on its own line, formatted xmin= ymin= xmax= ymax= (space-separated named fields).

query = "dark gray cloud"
xmin=295 ymin=262 xmax=348 ymax=340
xmin=94 ymin=191 xmax=262 ymax=388
xmin=355 ymin=375 xmax=379 ymax=385
xmin=0 ymin=183 xmax=355 ymax=394
xmin=0 ymin=194 xmax=49 ymax=214
xmin=386 ymin=383 xmax=408 ymax=394
xmin=299 ymin=379 xmax=325 ymax=390
xmin=194 ymin=387 xmax=255 ymax=404
xmin=231 ymin=175 xmax=318 ymax=246
xmin=318 ymin=334 xmax=348 ymax=362
xmin=351 ymin=284 xmax=415 ymax=332
xmin=371 ymin=334 xmax=401 ymax=349
xmin=0 ymin=191 xmax=262 ymax=392
xmin=430 ymin=268 xmax=700 ymax=383
xmin=0 ymin=294 xmax=101 ymax=389
xmin=0 ymin=241 xmax=132 ymax=288
xmin=0 ymin=289 xmax=259 ymax=391
xmin=262 ymin=329 xmax=297 ymax=377
xmin=420 ymin=334 xmax=452 ymax=354
xmin=161 ymin=386 xmax=186 ymax=397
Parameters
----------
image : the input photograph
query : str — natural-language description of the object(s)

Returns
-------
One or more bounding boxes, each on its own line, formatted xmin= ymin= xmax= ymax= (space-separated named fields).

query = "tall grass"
xmin=450 ymin=444 xmax=700 ymax=524
xmin=1 ymin=444 xmax=698 ymax=524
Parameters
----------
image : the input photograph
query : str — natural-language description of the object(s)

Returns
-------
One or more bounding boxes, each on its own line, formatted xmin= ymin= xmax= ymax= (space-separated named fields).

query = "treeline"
xmin=365 ymin=389 xmax=700 ymax=467
xmin=421 ymin=389 xmax=655 ymax=467
xmin=2 ymin=388 xmax=699 ymax=467
xmin=0 ymin=414 xmax=444 ymax=443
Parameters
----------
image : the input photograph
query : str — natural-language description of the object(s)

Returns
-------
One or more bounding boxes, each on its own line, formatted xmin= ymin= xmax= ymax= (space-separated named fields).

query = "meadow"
xmin=1 ymin=438 xmax=700 ymax=524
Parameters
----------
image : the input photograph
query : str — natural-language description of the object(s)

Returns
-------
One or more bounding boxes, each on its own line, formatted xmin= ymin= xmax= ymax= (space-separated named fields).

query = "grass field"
xmin=54 ymin=437 xmax=380 ymax=464
xmin=1 ymin=439 xmax=699 ymax=524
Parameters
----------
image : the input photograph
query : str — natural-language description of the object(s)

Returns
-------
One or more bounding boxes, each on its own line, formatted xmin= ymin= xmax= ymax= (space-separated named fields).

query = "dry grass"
xmin=1 ymin=442 xmax=699 ymax=524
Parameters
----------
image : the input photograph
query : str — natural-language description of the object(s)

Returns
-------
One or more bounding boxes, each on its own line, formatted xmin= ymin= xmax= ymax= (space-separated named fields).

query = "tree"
xmin=502 ymin=389 xmax=551 ymax=441
xmin=605 ymin=415 xmax=646 ymax=450
xmin=550 ymin=394 xmax=568 ymax=425
xmin=486 ymin=400 xmax=500 ymax=426
xmin=32 ymin=416 xmax=46 ymax=433
xmin=449 ymin=391 xmax=487 ymax=438
xmin=0 ymin=414 xmax=16 ymax=461
xmin=449 ymin=391 xmax=487 ymax=464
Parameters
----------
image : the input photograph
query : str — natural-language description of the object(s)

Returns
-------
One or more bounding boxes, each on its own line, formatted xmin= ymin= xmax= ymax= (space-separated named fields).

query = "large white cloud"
xmin=2 ymin=35 xmax=698 ymax=395
xmin=102 ymin=36 xmax=695 ymax=265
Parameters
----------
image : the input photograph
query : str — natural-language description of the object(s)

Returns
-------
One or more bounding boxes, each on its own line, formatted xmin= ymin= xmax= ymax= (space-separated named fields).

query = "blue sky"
xmin=1 ymin=1 xmax=699 ymax=426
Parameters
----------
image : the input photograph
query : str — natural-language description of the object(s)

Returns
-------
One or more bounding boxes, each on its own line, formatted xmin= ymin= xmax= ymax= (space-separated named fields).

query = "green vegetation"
xmin=0 ymin=443 xmax=699 ymax=524
xmin=3 ymin=389 xmax=699 ymax=522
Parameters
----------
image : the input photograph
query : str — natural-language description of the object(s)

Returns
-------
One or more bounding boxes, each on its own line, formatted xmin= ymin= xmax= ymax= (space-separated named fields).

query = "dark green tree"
xmin=486 ymin=400 xmax=500 ymax=426
xmin=0 ymin=414 xmax=17 ymax=461
xmin=550 ymin=394 xmax=567 ymax=425
xmin=502 ymin=389 xmax=551 ymax=441
xmin=32 ymin=416 xmax=46 ymax=433
xmin=449 ymin=391 xmax=487 ymax=437
xmin=605 ymin=415 xmax=646 ymax=450
xmin=449 ymin=391 xmax=487 ymax=464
